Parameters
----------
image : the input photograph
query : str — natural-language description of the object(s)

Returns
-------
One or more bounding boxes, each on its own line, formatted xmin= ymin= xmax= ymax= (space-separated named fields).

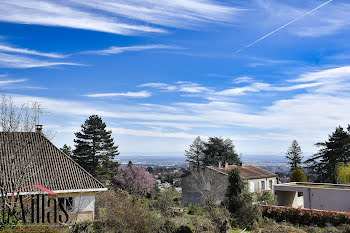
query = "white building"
xmin=274 ymin=182 xmax=350 ymax=212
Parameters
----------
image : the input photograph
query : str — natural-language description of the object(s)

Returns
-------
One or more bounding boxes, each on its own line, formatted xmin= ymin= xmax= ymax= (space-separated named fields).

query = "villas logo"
xmin=2 ymin=185 xmax=69 ymax=224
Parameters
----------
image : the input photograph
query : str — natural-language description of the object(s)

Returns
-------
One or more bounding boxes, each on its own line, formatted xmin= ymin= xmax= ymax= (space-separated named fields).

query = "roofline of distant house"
xmin=206 ymin=166 xmax=277 ymax=179
xmin=5 ymin=188 xmax=108 ymax=196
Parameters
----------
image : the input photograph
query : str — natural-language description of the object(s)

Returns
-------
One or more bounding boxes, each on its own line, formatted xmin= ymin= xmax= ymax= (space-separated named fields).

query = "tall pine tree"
xmin=185 ymin=136 xmax=204 ymax=171
xmin=60 ymin=144 xmax=72 ymax=157
xmin=286 ymin=140 xmax=303 ymax=172
xmin=202 ymin=137 xmax=241 ymax=166
xmin=72 ymin=115 xmax=119 ymax=181
xmin=306 ymin=126 xmax=350 ymax=183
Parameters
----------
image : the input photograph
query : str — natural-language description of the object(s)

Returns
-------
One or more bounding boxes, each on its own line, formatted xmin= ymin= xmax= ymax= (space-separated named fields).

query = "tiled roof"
xmin=207 ymin=164 xmax=276 ymax=180
xmin=0 ymin=132 xmax=105 ymax=194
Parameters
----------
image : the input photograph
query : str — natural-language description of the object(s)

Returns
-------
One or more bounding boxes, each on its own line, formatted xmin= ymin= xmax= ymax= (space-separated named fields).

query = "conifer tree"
xmin=202 ymin=137 xmax=241 ymax=166
xmin=72 ymin=115 xmax=119 ymax=181
xmin=306 ymin=126 xmax=350 ymax=183
xmin=224 ymin=168 xmax=261 ymax=229
xmin=185 ymin=136 xmax=204 ymax=171
xmin=286 ymin=140 xmax=303 ymax=172
xmin=60 ymin=144 xmax=72 ymax=157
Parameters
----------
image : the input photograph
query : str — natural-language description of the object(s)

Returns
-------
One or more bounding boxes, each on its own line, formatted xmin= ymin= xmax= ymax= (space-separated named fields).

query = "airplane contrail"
xmin=234 ymin=0 xmax=334 ymax=54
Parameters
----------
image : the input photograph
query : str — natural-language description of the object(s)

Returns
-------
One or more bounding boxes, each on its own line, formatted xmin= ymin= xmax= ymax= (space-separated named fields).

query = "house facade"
xmin=182 ymin=163 xmax=277 ymax=204
xmin=0 ymin=130 xmax=107 ymax=224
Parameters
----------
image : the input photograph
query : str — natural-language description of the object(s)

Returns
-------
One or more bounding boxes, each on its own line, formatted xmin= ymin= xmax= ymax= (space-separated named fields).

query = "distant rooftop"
xmin=207 ymin=164 xmax=276 ymax=180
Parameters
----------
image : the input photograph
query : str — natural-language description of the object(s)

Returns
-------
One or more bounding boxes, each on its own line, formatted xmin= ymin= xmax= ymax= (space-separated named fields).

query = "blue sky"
xmin=1 ymin=0 xmax=350 ymax=157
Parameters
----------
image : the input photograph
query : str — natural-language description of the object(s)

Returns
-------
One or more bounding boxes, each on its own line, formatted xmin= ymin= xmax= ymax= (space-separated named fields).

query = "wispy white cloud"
xmin=0 ymin=78 xmax=27 ymax=86
xmin=85 ymin=91 xmax=151 ymax=98
xmin=139 ymin=81 xmax=210 ymax=93
xmin=0 ymin=52 xmax=81 ymax=68
xmin=0 ymin=0 xmax=164 ymax=35
xmin=0 ymin=44 xmax=66 ymax=58
xmin=84 ymin=44 xmax=180 ymax=55
xmin=68 ymin=0 xmax=241 ymax=29
xmin=0 ymin=0 xmax=241 ymax=35
xmin=233 ymin=76 xmax=254 ymax=84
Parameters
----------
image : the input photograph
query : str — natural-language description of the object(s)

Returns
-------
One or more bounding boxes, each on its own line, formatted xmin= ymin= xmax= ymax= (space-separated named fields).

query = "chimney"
xmin=225 ymin=162 xmax=229 ymax=168
xmin=35 ymin=124 xmax=43 ymax=133
xmin=218 ymin=162 xmax=222 ymax=168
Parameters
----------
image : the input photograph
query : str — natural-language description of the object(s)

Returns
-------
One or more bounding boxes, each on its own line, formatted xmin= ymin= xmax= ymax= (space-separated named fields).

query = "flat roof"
xmin=274 ymin=182 xmax=350 ymax=191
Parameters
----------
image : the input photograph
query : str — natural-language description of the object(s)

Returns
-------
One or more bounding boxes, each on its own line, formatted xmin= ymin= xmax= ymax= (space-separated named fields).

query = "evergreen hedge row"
xmin=261 ymin=205 xmax=350 ymax=227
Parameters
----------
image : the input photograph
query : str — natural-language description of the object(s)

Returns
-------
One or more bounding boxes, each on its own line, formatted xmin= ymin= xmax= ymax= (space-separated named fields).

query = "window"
xmin=269 ymin=180 xmax=273 ymax=190
xmin=249 ymin=182 xmax=255 ymax=192
xmin=261 ymin=181 xmax=265 ymax=191
xmin=58 ymin=197 xmax=74 ymax=212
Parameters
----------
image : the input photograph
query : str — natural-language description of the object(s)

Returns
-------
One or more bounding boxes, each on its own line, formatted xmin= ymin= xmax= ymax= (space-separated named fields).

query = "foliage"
xmin=185 ymin=136 xmax=205 ymax=171
xmin=114 ymin=165 xmax=156 ymax=195
xmin=149 ymin=187 xmax=181 ymax=217
xmin=262 ymin=206 xmax=350 ymax=227
xmin=72 ymin=115 xmax=119 ymax=181
xmin=60 ymin=144 xmax=72 ymax=157
xmin=255 ymin=191 xmax=277 ymax=205
xmin=202 ymin=137 xmax=241 ymax=166
xmin=286 ymin=140 xmax=303 ymax=172
xmin=95 ymin=190 xmax=163 ymax=233
xmin=337 ymin=163 xmax=350 ymax=184
xmin=70 ymin=221 xmax=94 ymax=233
xmin=223 ymin=168 xmax=261 ymax=230
xmin=174 ymin=225 xmax=193 ymax=233
xmin=187 ymin=204 xmax=204 ymax=215
xmin=306 ymin=125 xmax=350 ymax=183
xmin=290 ymin=168 xmax=307 ymax=182
xmin=253 ymin=224 xmax=307 ymax=233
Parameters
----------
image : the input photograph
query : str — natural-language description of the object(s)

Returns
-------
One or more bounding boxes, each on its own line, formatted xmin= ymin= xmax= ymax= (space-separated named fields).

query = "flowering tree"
xmin=114 ymin=165 xmax=155 ymax=195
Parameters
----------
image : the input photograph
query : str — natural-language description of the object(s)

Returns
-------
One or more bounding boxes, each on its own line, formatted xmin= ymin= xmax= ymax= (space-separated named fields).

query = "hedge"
xmin=261 ymin=205 xmax=350 ymax=227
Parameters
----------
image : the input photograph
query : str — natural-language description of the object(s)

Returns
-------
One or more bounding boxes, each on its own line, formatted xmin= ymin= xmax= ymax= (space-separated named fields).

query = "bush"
xmin=71 ymin=221 xmax=94 ymax=233
xmin=262 ymin=206 xmax=350 ymax=227
xmin=253 ymin=225 xmax=307 ymax=233
xmin=187 ymin=204 xmax=204 ymax=215
xmin=290 ymin=168 xmax=307 ymax=182
xmin=95 ymin=190 xmax=163 ymax=233
xmin=255 ymin=191 xmax=277 ymax=205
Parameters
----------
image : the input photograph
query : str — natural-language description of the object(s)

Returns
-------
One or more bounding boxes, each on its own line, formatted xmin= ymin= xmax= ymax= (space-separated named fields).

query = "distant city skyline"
xmin=1 ymin=0 xmax=350 ymax=156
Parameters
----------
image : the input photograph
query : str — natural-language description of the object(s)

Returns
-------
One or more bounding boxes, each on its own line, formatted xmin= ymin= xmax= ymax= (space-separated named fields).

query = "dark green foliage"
xmin=174 ymin=225 xmax=193 ymax=233
xmin=286 ymin=140 xmax=303 ymax=172
xmin=223 ymin=168 xmax=261 ymax=230
xmin=290 ymin=168 xmax=307 ymax=182
xmin=185 ymin=136 xmax=205 ymax=171
xmin=306 ymin=125 xmax=350 ymax=183
xmin=185 ymin=136 xmax=241 ymax=170
xmin=72 ymin=115 xmax=119 ymax=181
xmin=202 ymin=137 xmax=241 ymax=166
xmin=60 ymin=144 xmax=72 ymax=157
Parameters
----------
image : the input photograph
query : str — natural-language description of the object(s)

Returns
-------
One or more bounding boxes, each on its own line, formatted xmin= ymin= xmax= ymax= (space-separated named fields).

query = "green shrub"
xmin=290 ymin=168 xmax=307 ymax=182
xmin=70 ymin=221 xmax=94 ymax=233
xmin=187 ymin=204 xmax=204 ymax=215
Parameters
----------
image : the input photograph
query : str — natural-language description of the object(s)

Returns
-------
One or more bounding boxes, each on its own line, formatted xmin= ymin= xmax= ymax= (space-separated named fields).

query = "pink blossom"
xmin=114 ymin=165 xmax=156 ymax=194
